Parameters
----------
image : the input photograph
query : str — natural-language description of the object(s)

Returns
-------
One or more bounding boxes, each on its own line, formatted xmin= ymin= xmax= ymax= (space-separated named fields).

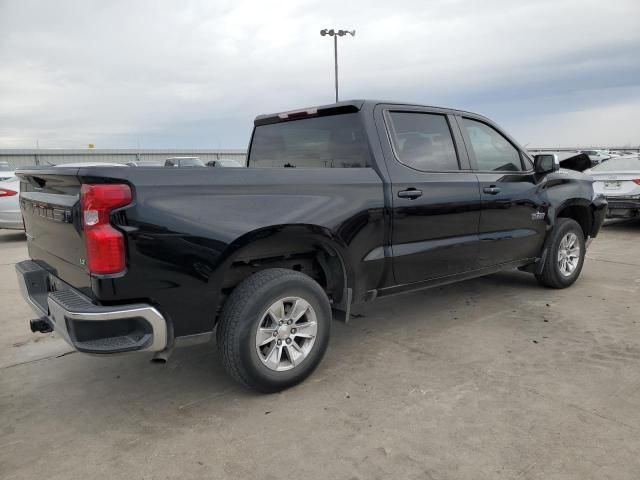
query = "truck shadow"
xmin=19 ymin=269 xmax=541 ymax=422
xmin=602 ymin=218 xmax=640 ymax=231
xmin=0 ymin=231 xmax=26 ymax=242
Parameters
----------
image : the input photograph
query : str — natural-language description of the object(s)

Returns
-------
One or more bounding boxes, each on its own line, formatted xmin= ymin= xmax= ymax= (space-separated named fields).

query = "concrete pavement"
xmin=1 ymin=221 xmax=639 ymax=479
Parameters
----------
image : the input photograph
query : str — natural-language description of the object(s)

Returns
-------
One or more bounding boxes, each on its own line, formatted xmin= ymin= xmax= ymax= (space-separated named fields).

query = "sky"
xmin=0 ymin=0 xmax=639 ymax=149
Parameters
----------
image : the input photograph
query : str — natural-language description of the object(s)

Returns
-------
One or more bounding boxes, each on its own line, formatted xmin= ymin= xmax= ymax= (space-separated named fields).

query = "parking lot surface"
xmin=1 ymin=222 xmax=639 ymax=480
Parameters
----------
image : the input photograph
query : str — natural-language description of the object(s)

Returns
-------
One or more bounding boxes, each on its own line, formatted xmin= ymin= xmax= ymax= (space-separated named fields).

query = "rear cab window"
xmin=248 ymin=113 xmax=370 ymax=168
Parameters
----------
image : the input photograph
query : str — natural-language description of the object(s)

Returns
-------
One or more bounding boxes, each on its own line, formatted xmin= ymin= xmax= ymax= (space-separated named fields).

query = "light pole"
xmin=320 ymin=28 xmax=355 ymax=102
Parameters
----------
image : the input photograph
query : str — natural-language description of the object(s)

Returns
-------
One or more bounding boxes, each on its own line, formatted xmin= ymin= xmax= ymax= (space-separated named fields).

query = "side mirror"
xmin=534 ymin=154 xmax=560 ymax=174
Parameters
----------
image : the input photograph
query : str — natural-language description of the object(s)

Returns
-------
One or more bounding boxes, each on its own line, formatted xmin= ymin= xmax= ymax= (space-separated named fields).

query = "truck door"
xmin=454 ymin=115 xmax=546 ymax=267
xmin=374 ymin=105 xmax=482 ymax=285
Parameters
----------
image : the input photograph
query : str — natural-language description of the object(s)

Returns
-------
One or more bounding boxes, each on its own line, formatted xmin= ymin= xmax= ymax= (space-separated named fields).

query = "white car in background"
xmin=581 ymin=149 xmax=610 ymax=165
xmin=587 ymin=155 xmax=640 ymax=219
xmin=164 ymin=156 xmax=205 ymax=168
xmin=0 ymin=163 xmax=22 ymax=230
xmin=205 ymin=158 xmax=244 ymax=167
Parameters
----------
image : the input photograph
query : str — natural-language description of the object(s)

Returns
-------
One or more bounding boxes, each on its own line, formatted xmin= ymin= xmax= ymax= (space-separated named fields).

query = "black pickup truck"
xmin=16 ymin=100 xmax=607 ymax=392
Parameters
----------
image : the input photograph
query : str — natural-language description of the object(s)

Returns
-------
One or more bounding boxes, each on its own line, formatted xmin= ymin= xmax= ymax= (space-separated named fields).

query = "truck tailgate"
xmin=17 ymin=169 xmax=91 ymax=293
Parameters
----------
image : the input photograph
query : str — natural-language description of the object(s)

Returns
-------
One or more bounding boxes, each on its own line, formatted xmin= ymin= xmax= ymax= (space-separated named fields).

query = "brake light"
xmin=632 ymin=179 xmax=640 ymax=185
xmin=80 ymin=184 xmax=132 ymax=275
xmin=0 ymin=188 xmax=17 ymax=197
xmin=277 ymin=108 xmax=318 ymax=120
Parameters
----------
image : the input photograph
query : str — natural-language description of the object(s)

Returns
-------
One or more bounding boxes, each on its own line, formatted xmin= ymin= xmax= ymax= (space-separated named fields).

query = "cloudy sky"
xmin=1 ymin=0 xmax=639 ymax=149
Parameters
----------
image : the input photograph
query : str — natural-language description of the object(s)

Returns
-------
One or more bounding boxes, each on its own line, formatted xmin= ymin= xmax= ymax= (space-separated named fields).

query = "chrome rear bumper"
xmin=16 ymin=260 xmax=167 ymax=354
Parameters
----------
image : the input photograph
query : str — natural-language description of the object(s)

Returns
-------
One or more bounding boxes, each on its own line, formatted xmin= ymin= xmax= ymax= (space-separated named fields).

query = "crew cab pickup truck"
xmin=15 ymin=100 xmax=607 ymax=392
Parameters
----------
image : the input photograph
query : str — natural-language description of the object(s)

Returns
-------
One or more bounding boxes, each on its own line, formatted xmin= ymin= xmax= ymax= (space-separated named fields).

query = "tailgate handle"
xmin=398 ymin=188 xmax=423 ymax=199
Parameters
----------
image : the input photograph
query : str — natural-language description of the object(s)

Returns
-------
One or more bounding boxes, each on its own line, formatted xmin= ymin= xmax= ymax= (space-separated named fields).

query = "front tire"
xmin=216 ymin=268 xmax=331 ymax=393
xmin=535 ymin=218 xmax=586 ymax=289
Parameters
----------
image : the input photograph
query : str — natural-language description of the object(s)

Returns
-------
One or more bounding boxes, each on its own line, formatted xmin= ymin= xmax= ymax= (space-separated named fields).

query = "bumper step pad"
xmin=16 ymin=260 xmax=168 ymax=354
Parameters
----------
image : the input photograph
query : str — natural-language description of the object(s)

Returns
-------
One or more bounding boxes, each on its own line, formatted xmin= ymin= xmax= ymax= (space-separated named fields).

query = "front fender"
xmin=590 ymin=195 xmax=607 ymax=237
xmin=547 ymin=197 xmax=592 ymax=229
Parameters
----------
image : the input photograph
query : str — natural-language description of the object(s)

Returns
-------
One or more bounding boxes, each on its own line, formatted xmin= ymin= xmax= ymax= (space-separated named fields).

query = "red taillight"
xmin=632 ymin=179 xmax=640 ymax=185
xmin=80 ymin=184 xmax=132 ymax=275
xmin=0 ymin=188 xmax=17 ymax=197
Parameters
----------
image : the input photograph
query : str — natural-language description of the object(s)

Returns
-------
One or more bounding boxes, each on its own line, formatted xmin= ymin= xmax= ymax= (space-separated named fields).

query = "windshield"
xmin=591 ymin=156 xmax=640 ymax=171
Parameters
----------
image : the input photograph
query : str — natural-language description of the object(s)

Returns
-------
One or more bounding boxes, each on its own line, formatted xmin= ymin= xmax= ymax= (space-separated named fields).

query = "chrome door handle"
xmin=398 ymin=189 xmax=423 ymax=199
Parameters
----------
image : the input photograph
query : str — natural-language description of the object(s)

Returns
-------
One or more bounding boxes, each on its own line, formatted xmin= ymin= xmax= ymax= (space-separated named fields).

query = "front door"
xmin=455 ymin=116 xmax=546 ymax=267
xmin=375 ymin=106 xmax=482 ymax=285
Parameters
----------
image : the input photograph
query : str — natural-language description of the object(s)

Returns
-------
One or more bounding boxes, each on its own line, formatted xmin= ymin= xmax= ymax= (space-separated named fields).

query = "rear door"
xmin=375 ymin=105 xmax=482 ymax=285
xmin=455 ymin=115 xmax=546 ymax=267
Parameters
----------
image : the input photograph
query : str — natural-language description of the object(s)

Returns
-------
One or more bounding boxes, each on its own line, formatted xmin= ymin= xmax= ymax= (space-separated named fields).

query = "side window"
xmin=386 ymin=112 xmax=459 ymax=171
xmin=462 ymin=118 xmax=523 ymax=172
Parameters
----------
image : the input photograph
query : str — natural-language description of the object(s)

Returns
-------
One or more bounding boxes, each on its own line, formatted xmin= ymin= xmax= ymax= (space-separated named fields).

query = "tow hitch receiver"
xmin=30 ymin=317 xmax=53 ymax=333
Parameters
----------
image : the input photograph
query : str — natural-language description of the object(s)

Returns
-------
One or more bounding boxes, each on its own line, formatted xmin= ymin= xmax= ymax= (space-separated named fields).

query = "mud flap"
xmin=331 ymin=287 xmax=352 ymax=323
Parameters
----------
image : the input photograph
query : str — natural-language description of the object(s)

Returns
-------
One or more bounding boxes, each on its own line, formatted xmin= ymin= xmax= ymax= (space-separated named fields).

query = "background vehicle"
xmin=164 ymin=156 xmax=205 ymax=167
xmin=581 ymin=149 xmax=610 ymax=165
xmin=54 ymin=162 xmax=128 ymax=168
xmin=15 ymin=100 xmax=606 ymax=392
xmin=125 ymin=160 xmax=165 ymax=167
xmin=206 ymin=159 xmax=244 ymax=167
xmin=0 ymin=161 xmax=14 ymax=181
xmin=0 ymin=173 xmax=21 ymax=230
xmin=587 ymin=155 xmax=640 ymax=218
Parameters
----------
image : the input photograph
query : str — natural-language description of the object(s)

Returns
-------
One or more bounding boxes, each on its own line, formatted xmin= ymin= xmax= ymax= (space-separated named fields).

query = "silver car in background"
xmin=587 ymin=155 xmax=640 ymax=219
xmin=206 ymin=158 xmax=244 ymax=167
xmin=164 ymin=156 xmax=205 ymax=168
xmin=0 ymin=163 xmax=22 ymax=230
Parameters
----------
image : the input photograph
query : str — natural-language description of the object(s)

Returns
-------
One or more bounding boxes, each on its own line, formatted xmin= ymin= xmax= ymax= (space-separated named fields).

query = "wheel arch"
xmin=210 ymin=224 xmax=354 ymax=322
xmin=552 ymin=198 xmax=593 ymax=239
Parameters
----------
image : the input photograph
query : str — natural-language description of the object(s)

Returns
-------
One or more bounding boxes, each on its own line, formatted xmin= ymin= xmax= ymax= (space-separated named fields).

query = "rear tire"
xmin=216 ymin=268 xmax=331 ymax=393
xmin=535 ymin=218 xmax=586 ymax=289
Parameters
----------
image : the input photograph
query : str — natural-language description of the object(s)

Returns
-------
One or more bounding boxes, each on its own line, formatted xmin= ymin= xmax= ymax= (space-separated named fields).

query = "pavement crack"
xmin=2 ymin=350 xmax=77 ymax=369
xmin=177 ymin=386 xmax=237 ymax=410
xmin=586 ymin=256 xmax=640 ymax=267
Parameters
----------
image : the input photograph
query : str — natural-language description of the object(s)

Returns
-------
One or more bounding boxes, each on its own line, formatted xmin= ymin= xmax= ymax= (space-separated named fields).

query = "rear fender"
xmin=209 ymin=224 xmax=354 ymax=310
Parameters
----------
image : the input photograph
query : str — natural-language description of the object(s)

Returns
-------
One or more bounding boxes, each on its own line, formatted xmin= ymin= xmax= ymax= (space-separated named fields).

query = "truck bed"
xmin=17 ymin=165 xmax=386 ymax=337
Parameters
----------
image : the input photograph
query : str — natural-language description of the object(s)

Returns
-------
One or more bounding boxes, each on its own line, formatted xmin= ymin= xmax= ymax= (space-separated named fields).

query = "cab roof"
xmin=253 ymin=99 xmax=487 ymax=126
